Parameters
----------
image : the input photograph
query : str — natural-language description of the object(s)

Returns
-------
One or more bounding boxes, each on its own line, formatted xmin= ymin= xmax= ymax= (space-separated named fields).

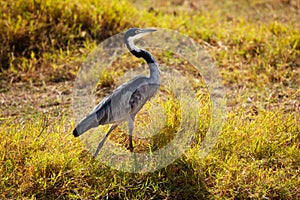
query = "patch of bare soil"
xmin=0 ymin=80 xmax=73 ymax=119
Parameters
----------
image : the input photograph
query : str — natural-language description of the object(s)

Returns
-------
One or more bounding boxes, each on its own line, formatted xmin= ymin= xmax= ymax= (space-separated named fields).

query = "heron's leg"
xmin=94 ymin=124 xmax=118 ymax=158
xmin=128 ymin=114 xmax=136 ymax=152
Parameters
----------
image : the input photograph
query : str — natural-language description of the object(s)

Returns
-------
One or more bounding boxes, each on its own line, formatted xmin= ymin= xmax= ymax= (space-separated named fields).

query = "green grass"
xmin=0 ymin=0 xmax=299 ymax=199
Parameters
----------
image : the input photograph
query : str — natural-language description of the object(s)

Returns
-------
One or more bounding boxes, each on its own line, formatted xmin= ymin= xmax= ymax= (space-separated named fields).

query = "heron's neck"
xmin=125 ymin=39 xmax=160 ymax=83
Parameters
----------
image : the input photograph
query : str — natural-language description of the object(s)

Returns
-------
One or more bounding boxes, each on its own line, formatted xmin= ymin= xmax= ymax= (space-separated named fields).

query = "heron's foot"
xmin=93 ymin=152 xmax=98 ymax=159
xmin=127 ymin=145 xmax=134 ymax=152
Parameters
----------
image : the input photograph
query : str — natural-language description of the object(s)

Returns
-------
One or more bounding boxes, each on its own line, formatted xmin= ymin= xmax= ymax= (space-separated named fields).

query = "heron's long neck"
xmin=125 ymin=39 xmax=160 ymax=83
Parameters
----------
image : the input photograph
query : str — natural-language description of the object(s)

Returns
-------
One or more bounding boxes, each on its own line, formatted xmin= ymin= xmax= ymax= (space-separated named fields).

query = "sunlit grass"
xmin=0 ymin=105 xmax=299 ymax=199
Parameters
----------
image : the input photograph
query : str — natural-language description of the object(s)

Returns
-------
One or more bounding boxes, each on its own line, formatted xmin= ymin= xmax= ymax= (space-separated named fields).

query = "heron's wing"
xmin=91 ymin=76 xmax=146 ymax=124
xmin=90 ymin=76 xmax=158 ymax=124
xmin=93 ymin=91 xmax=131 ymax=124
xmin=95 ymin=99 xmax=112 ymax=124
xmin=129 ymin=83 xmax=159 ymax=114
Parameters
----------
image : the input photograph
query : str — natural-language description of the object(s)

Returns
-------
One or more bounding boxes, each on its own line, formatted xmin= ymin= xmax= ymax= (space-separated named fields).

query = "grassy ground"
xmin=0 ymin=0 xmax=299 ymax=199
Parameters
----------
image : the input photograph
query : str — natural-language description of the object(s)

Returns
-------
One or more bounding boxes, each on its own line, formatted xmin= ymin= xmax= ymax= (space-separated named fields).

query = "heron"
xmin=73 ymin=28 xmax=160 ymax=158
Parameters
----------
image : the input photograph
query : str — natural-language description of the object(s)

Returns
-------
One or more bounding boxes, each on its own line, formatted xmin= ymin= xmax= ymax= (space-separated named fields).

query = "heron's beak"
xmin=141 ymin=28 xmax=156 ymax=33
xmin=133 ymin=28 xmax=156 ymax=40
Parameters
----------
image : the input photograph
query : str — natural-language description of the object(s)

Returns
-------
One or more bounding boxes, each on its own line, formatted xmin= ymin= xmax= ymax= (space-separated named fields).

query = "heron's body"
xmin=73 ymin=28 xmax=160 ymax=157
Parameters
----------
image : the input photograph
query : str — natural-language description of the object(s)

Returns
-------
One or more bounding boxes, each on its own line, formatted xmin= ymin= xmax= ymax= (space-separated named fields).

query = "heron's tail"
xmin=73 ymin=113 xmax=99 ymax=137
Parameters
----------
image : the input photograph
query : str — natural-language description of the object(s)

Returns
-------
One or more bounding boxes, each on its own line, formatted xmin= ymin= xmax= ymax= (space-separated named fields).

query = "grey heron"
xmin=73 ymin=28 xmax=160 ymax=158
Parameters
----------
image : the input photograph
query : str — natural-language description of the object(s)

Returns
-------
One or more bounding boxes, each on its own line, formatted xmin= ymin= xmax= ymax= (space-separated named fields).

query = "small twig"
xmin=33 ymin=112 xmax=51 ymax=143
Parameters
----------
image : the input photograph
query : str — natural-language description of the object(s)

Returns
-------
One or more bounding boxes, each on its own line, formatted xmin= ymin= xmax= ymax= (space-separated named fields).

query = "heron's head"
xmin=124 ymin=28 xmax=156 ymax=42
